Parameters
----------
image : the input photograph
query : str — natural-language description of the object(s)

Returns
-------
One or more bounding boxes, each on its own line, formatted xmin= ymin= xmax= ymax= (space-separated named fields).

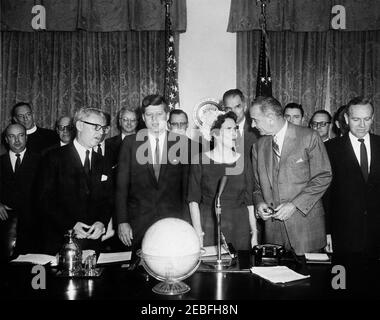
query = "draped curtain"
xmin=238 ymin=31 xmax=328 ymax=120
xmin=0 ymin=31 xmax=167 ymax=135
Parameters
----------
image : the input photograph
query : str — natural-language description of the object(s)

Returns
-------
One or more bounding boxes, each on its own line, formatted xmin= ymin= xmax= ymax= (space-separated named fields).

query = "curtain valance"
xmin=1 ymin=0 xmax=187 ymax=32
xmin=228 ymin=0 xmax=380 ymax=32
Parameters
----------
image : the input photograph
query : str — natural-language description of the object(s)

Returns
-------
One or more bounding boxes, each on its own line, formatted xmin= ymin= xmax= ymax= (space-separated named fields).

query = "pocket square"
xmin=101 ymin=174 xmax=108 ymax=181
xmin=296 ymin=158 xmax=304 ymax=163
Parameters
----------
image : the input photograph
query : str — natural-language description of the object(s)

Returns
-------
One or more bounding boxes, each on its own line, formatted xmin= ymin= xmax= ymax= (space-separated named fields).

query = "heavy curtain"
xmin=0 ymin=31 xmax=166 ymax=135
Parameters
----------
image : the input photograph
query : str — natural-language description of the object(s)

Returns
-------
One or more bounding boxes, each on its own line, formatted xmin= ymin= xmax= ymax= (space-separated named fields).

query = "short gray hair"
xmin=74 ymin=107 xmax=106 ymax=125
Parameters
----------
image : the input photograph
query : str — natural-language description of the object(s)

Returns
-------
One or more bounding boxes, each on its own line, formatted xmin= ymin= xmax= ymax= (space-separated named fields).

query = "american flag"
xmin=256 ymin=0 xmax=272 ymax=97
xmin=164 ymin=2 xmax=179 ymax=110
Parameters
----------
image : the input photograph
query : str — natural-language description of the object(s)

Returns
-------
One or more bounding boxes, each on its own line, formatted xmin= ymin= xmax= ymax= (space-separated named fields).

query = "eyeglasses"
xmin=81 ymin=120 xmax=110 ymax=133
xmin=120 ymin=118 xmax=137 ymax=123
xmin=15 ymin=112 xmax=33 ymax=120
xmin=170 ymin=122 xmax=188 ymax=129
xmin=57 ymin=125 xmax=74 ymax=132
xmin=310 ymin=121 xmax=331 ymax=129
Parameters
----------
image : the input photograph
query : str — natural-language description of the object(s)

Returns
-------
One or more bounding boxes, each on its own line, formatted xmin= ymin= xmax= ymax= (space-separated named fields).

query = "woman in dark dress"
xmin=187 ymin=112 xmax=257 ymax=250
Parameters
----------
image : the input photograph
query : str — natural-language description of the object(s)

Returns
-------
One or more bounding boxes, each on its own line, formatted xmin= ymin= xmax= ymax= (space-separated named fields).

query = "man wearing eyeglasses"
xmin=55 ymin=116 xmax=75 ymax=147
xmin=309 ymin=110 xmax=333 ymax=143
xmin=116 ymin=94 xmax=189 ymax=250
xmin=168 ymin=109 xmax=189 ymax=136
xmin=39 ymin=107 xmax=113 ymax=254
xmin=10 ymin=102 xmax=59 ymax=154
xmin=106 ymin=108 xmax=139 ymax=167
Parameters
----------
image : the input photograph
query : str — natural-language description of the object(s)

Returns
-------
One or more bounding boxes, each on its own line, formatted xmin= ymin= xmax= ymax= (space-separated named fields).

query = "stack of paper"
xmin=305 ymin=253 xmax=331 ymax=263
xmin=12 ymin=254 xmax=57 ymax=265
xmin=97 ymin=252 xmax=131 ymax=264
xmin=250 ymin=266 xmax=310 ymax=284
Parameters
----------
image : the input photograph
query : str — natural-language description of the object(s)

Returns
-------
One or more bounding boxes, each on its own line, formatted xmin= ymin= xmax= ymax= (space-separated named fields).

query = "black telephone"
xmin=251 ymin=244 xmax=286 ymax=266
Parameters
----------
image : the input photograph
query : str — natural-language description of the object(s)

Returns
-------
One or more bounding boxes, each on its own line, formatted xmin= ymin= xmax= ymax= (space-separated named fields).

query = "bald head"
xmin=5 ymin=123 xmax=27 ymax=153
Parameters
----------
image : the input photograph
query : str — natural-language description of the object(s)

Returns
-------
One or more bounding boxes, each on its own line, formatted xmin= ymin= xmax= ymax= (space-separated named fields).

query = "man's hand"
xmin=273 ymin=202 xmax=297 ymax=221
xmin=256 ymin=202 xmax=273 ymax=221
xmin=73 ymin=222 xmax=91 ymax=239
xmin=87 ymin=221 xmax=105 ymax=240
xmin=325 ymin=234 xmax=333 ymax=253
xmin=0 ymin=203 xmax=11 ymax=221
xmin=250 ymin=231 xmax=258 ymax=248
xmin=118 ymin=223 xmax=133 ymax=246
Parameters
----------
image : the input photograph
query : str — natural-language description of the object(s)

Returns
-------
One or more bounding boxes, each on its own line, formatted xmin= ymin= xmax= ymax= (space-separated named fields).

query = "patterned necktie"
xmin=97 ymin=144 xmax=102 ymax=155
xmin=272 ymin=136 xmax=280 ymax=161
xmin=153 ymin=138 xmax=160 ymax=181
xmin=358 ymin=138 xmax=368 ymax=182
xmin=15 ymin=153 xmax=21 ymax=173
xmin=84 ymin=150 xmax=91 ymax=176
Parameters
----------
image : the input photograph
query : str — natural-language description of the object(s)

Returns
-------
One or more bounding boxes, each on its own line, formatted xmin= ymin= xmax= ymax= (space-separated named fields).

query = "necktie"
xmin=358 ymin=138 xmax=368 ymax=182
xmin=84 ymin=149 xmax=91 ymax=176
xmin=97 ymin=144 xmax=102 ymax=155
xmin=15 ymin=153 xmax=21 ymax=173
xmin=272 ymin=136 xmax=280 ymax=161
xmin=153 ymin=138 xmax=160 ymax=181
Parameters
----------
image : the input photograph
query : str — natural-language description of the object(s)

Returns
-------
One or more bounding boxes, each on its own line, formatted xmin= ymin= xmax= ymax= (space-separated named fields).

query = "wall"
xmin=178 ymin=0 xmax=236 ymax=131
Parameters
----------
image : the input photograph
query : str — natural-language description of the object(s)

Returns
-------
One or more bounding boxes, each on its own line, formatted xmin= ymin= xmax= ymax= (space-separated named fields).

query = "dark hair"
xmin=310 ymin=110 xmax=332 ymax=125
xmin=251 ymin=96 xmax=282 ymax=117
xmin=332 ymin=105 xmax=349 ymax=136
xmin=169 ymin=109 xmax=188 ymax=123
xmin=11 ymin=102 xmax=32 ymax=118
xmin=103 ymin=112 xmax=111 ymax=126
xmin=346 ymin=96 xmax=374 ymax=116
xmin=283 ymin=103 xmax=304 ymax=117
xmin=222 ymin=89 xmax=245 ymax=105
xmin=141 ymin=94 xmax=169 ymax=114
xmin=211 ymin=111 xmax=237 ymax=132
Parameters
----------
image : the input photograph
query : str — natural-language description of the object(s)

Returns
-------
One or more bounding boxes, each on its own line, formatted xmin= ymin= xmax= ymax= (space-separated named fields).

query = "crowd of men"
xmin=0 ymin=92 xmax=379 ymax=261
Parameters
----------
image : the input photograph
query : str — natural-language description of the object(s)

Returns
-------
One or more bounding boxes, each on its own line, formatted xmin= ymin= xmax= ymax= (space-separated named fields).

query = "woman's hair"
xmin=210 ymin=111 xmax=237 ymax=148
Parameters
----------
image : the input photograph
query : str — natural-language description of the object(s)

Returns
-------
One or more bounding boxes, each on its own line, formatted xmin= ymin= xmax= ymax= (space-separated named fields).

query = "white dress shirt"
xmin=237 ymin=117 xmax=245 ymax=137
xmin=348 ymin=132 xmax=371 ymax=172
xmin=148 ymin=131 xmax=166 ymax=164
xmin=73 ymin=139 xmax=93 ymax=168
xmin=273 ymin=120 xmax=288 ymax=155
xmin=9 ymin=148 xmax=27 ymax=172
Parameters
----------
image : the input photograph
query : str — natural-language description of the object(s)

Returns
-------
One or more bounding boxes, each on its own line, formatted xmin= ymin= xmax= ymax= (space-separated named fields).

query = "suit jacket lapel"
xmin=280 ymin=123 xmax=297 ymax=169
xmin=369 ymin=134 xmax=379 ymax=182
xmin=263 ymin=137 xmax=273 ymax=188
xmin=343 ymin=134 xmax=365 ymax=182
xmin=141 ymin=136 xmax=158 ymax=187
xmin=158 ymin=132 xmax=171 ymax=185
xmin=68 ymin=143 xmax=90 ymax=191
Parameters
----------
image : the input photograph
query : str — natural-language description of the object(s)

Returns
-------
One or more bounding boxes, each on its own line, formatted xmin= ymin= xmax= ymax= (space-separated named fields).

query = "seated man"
xmin=0 ymin=124 xmax=41 ymax=257
xmin=39 ymin=108 xmax=113 ymax=254
xmin=11 ymin=102 xmax=59 ymax=154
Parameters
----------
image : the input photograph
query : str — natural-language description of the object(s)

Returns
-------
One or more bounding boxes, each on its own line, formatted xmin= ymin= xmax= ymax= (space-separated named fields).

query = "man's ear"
xmin=76 ymin=120 xmax=83 ymax=132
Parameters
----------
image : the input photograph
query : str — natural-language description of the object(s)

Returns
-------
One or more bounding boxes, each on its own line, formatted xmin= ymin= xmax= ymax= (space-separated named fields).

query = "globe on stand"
xmin=138 ymin=218 xmax=201 ymax=295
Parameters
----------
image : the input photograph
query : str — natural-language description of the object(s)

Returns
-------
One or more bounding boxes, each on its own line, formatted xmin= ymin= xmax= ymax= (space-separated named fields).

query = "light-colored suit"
xmin=252 ymin=122 xmax=332 ymax=254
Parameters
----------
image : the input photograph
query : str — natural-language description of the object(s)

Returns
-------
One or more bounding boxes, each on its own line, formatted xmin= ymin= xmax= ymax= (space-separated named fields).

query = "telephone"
xmin=251 ymin=244 xmax=286 ymax=266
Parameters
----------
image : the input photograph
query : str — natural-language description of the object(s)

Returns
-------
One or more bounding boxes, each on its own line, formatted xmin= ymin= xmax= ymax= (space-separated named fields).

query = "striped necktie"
xmin=272 ymin=136 xmax=280 ymax=161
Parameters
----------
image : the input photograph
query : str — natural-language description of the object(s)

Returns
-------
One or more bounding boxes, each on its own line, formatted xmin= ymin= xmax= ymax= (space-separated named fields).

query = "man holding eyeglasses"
xmin=309 ymin=110 xmax=333 ymax=143
xmin=39 ymin=107 xmax=113 ymax=254
xmin=11 ymin=102 xmax=59 ymax=154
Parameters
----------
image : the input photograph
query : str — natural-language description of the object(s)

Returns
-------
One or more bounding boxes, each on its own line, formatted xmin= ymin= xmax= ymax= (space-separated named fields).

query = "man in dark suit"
xmin=250 ymin=96 xmax=332 ymax=255
xmin=325 ymin=97 xmax=380 ymax=259
xmin=39 ymin=108 xmax=113 ymax=254
xmin=223 ymin=89 xmax=259 ymax=159
xmin=115 ymin=94 xmax=189 ymax=249
xmin=0 ymin=124 xmax=41 ymax=257
xmin=12 ymin=102 xmax=59 ymax=154
xmin=106 ymin=107 xmax=139 ymax=167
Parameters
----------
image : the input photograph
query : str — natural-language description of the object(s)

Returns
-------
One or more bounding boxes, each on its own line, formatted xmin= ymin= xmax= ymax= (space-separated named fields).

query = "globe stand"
xmin=152 ymin=280 xmax=190 ymax=295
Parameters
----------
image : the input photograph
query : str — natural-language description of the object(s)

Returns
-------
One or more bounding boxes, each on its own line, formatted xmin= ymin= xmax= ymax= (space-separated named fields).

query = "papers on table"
xmin=305 ymin=253 xmax=331 ymax=263
xmin=201 ymin=246 xmax=228 ymax=257
xmin=12 ymin=254 xmax=57 ymax=265
xmin=250 ymin=266 xmax=310 ymax=284
xmin=97 ymin=251 xmax=131 ymax=264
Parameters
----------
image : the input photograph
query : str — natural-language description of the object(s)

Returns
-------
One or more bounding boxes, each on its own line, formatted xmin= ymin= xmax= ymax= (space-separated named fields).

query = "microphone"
xmin=216 ymin=176 xmax=228 ymax=211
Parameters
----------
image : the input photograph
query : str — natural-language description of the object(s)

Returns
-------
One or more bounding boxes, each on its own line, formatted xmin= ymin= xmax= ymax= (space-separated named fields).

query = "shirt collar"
xmin=9 ymin=148 xmax=26 ymax=157
xmin=73 ymin=138 xmax=92 ymax=159
xmin=349 ymin=131 xmax=370 ymax=144
xmin=27 ymin=125 xmax=37 ymax=135
xmin=274 ymin=120 xmax=288 ymax=141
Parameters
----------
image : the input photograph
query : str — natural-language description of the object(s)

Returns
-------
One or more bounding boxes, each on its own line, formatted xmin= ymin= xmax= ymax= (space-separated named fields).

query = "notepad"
xmin=305 ymin=253 xmax=331 ymax=264
xmin=12 ymin=254 xmax=57 ymax=265
xmin=250 ymin=266 xmax=310 ymax=284
xmin=97 ymin=251 xmax=132 ymax=264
